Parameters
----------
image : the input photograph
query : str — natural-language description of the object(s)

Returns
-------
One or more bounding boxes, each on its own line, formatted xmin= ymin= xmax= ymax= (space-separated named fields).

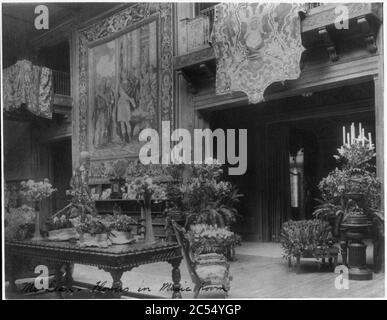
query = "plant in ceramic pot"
xmin=4 ymin=205 xmax=36 ymax=241
xmin=313 ymin=124 xmax=383 ymax=279
xmin=20 ymin=179 xmax=56 ymax=241
xmin=104 ymin=214 xmax=136 ymax=244
xmin=76 ymin=215 xmax=112 ymax=248
xmin=313 ymin=126 xmax=382 ymax=234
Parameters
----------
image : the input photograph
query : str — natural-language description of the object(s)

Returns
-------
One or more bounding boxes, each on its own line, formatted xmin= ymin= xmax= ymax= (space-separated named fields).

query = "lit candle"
xmin=351 ymin=123 xmax=355 ymax=144
xmin=359 ymin=123 xmax=362 ymax=139
xmin=342 ymin=126 xmax=346 ymax=145
xmin=368 ymin=132 xmax=372 ymax=146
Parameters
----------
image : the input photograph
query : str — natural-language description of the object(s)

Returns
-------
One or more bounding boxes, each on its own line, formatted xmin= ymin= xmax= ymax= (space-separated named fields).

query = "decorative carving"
xmin=318 ymin=27 xmax=338 ymax=62
xmin=77 ymin=3 xmax=173 ymax=160
xmin=357 ymin=17 xmax=377 ymax=54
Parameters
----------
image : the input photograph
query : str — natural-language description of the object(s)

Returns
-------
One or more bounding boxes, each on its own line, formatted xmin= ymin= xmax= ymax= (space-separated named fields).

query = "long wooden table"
xmin=5 ymin=239 xmax=183 ymax=299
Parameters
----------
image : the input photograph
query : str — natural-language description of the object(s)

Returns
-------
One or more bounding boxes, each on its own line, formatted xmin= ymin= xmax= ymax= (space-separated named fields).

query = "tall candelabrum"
xmin=339 ymin=123 xmax=380 ymax=280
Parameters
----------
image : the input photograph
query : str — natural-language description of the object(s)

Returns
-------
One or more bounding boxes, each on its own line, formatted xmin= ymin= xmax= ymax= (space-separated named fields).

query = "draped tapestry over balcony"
xmin=211 ymin=3 xmax=305 ymax=103
xmin=3 ymin=60 xmax=53 ymax=119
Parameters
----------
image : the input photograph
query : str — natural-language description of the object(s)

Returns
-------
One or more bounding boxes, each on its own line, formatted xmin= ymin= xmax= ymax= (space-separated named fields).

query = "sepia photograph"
xmin=1 ymin=1 xmax=385 ymax=302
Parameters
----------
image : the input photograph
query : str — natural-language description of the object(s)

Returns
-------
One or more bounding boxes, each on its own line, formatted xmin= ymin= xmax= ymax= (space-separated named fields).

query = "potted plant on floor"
xmin=280 ymin=219 xmax=338 ymax=273
xmin=313 ymin=123 xmax=383 ymax=279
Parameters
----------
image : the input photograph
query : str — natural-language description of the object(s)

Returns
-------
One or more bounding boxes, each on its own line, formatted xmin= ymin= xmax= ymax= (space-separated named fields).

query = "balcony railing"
xmin=52 ymin=70 xmax=70 ymax=96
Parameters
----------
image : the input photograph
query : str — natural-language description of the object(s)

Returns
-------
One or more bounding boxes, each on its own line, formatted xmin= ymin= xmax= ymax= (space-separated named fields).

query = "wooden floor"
xmin=6 ymin=242 xmax=385 ymax=299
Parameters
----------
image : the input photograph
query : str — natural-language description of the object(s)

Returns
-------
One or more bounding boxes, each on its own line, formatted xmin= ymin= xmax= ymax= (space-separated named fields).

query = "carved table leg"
xmin=340 ymin=241 xmax=348 ymax=266
xmin=109 ymin=270 xmax=124 ymax=299
xmin=63 ymin=263 xmax=74 ymax=295
xmin=169 ymin=258 xmax=182 ymax=299
xmin=8 ymin=254 xmax=18 ymax=293
xmin=54 ymin=263 xmax=66 ymax=299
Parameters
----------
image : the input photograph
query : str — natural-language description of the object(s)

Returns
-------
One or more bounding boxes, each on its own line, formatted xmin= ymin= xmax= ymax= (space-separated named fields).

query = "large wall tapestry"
xmin=76 ymin=3 xmax=173 ymax=166
xmin=211 ymin=3 xmax=305 ymax=104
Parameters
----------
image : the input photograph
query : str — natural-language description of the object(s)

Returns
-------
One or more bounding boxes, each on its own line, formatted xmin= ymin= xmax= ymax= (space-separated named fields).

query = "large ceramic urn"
xmin=340 ymin=194 xmax=373 ymax=280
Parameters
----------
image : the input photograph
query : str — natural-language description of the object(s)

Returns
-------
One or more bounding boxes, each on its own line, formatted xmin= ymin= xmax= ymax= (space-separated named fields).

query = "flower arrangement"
xmin=49 ymin=214 xmax=74 ymax=230
xmin=4 ymin=205 xmax=36 ymax=240
xmin=188 ymin=224 xmax=240 ymax=256
xmin=104 ymin=214 xmax=136 ymax=233
xmin=313 ymin=124 xmax=381 ymax=228
xmin=76 ymin=215 xmax=111 ymax=235
xmin=20 ymin=179 xmax=56 ymax=202
xmin=280 ymin=220 xmax=334 ymax=259
xmin=126 ymin=175 xmax=167 ymax=202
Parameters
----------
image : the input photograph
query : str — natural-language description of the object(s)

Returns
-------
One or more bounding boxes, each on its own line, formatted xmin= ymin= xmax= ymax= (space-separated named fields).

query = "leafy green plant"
xmin=280 ymin=220 xmax=334 ymax=259
xmin=188 ymin=224 xmax=240 ymax=255
xmin=4 ymin=205 xmax=36 ymax=240
xmin=313 ymin=132 xmax=382 ymax=225
xmin=180 ymin=160 xmax=242 ymax=228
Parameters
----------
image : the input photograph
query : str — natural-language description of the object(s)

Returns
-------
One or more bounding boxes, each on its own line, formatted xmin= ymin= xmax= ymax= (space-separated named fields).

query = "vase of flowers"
xmin=20 ymin=179 xmax=56 ymax=241
xmin=127 ymin=175 xmax=166 ymax=244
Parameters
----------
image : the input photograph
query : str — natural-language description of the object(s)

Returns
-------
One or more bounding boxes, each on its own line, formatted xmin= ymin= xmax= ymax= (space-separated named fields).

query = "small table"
xmin=5 ymin=239 xmax=183 ymax=299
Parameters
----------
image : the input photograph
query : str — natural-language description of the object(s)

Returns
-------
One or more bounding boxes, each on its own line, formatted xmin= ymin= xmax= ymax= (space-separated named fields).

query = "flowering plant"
xmin=102 ymin=214 xmax=136 ymax=232
xmin=126 ymin=175 xmax=166 ymax=202
xmin=188 ymin=224 xmax=240 ymax=255
xmin=314 ymin=128 xmax=381 ymax=227
xmin=4 ymin=205 xmax=36 ymax=240
xmin=76 ymin=215 xmax=111 ymax=235
xmin=20 ymin=179 xmax=56 ymax=202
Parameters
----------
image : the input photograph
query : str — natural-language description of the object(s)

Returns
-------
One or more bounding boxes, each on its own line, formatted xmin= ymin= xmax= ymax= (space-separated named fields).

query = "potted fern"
xmin=180 ymin=159 xmax=242 ymax=260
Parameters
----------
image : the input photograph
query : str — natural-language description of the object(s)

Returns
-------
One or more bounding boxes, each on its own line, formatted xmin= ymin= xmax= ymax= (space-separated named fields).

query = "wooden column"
xmin=374 ymin=25 xmax=384 ymax=210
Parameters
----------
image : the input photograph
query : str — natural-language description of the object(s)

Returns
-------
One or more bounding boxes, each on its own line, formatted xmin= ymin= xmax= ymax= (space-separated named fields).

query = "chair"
xmin=171 ymin=220 xmax=232 ymax=298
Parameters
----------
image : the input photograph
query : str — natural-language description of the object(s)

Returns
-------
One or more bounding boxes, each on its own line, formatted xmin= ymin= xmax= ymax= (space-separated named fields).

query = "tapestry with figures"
xmin=211 ymin=3 xmax=305 ymax=104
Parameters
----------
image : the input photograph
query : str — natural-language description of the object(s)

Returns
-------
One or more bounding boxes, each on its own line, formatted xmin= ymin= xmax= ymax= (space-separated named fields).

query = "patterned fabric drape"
xmin=212 ymin=3 xmax=305 ymax=104
xmin=3 ymin=60 xmax=54 ymax=119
